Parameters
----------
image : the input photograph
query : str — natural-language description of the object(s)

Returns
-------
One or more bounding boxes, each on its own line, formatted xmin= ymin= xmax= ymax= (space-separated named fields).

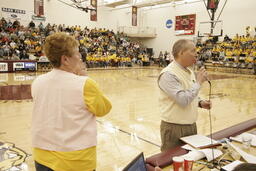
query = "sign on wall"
xmin=90 ymin=0 xmax=97 ymax=21
xmin=13 ymin=62 xmax=25 ymax=70
xmin=166 ymin=19 xmax=173 ymax=29
xmin=1 ymin=7 xmax=27 ymax=21
xmin=24 ymin=62 xmax=37 ymax=70
xmin=132 ymin=6 xmax=137 ymax=26
xmin=13 ymin=62 xmax=37 ymax=71
xmin=0 ymin=63 xmax=8 ymax=72
xmin=175 ymin=14 xmax=196 ymax=36
xmin=1 ymin=7 xmax=25 ymax=14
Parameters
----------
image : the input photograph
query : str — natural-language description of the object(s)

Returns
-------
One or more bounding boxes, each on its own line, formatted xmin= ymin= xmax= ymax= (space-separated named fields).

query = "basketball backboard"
xmin=198 ymin=20 xmax=223 ymax=37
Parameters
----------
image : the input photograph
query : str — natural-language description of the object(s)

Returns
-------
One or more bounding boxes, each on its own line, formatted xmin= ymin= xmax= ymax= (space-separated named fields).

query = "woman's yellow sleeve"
xmin=83 ymin=78 xmax=112 ymax=117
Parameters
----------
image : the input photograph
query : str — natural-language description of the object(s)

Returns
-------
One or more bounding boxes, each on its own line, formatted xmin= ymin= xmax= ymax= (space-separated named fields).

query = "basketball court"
xmin=1 ymin=69 xmax=256 ymax=170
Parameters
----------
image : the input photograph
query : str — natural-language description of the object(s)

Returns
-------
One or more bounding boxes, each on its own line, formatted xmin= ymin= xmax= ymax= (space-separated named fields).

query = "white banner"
xmin=13 ymin=62 xmax=25 ymax=69
xmin=0 ymin=63 xmax=8 ymax=72
xmin=1 ymin=7 xmax=29 ymax=23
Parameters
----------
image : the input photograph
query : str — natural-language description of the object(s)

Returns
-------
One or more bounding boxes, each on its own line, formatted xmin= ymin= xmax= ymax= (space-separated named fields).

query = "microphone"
xmin=201 ymin=65 xmax=211 ymax=84
xmin=206 ymin=77 xmax=211 ymax=85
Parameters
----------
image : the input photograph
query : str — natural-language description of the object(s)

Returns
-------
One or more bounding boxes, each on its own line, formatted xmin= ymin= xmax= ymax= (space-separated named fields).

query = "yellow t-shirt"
xmin=33 ymin=78 xmax=112 ymax=171
xmin=24 ymin=40 xmax=31 ymax=45
xmin=233 ymin=49 xmax=241 ymax=56
xmin=226 ymin=51 xmax=233 ymax=57
xmin=252 ymin=51 xmax=256 ymax=57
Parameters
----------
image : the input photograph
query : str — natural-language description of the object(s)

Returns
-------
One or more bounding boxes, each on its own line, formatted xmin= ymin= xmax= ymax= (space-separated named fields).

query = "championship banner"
xmin=90 ymin=0 xmax=97 ymax=21
xmin=207 ymin=0 xmax=219 ymax=10
xmin=132 ymin=6 xmax=137 ymax=26
xmin=175 ymin=14 xmax=196 ymax=36
xmin=1 ymin=7 xmax=26 ymax=21
xmin=34 ymin=0 xmax=44 ymax=16
xmin=0 ymin=63 xmax=8 ymax=72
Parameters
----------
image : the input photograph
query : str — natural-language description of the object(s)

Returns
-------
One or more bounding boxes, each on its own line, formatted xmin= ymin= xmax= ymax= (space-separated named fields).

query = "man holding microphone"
xmin=158 ymin=39 xmax=212 ymax=151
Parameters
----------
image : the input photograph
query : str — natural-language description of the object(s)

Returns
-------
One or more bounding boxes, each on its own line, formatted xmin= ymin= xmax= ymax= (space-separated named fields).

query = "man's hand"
xmin=196 ymin=67 xmax=208 ymax=85
xmin=200 ymin=100 xmax=212 ymax=110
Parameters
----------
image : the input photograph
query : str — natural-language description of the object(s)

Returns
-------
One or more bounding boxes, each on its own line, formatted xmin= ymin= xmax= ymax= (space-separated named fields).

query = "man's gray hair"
xmin=172 ymin=39 xmax=193 ymax=58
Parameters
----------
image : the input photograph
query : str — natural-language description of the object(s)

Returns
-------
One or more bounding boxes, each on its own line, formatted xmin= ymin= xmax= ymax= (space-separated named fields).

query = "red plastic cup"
xmin=184 ymin=156 xmax=194 ymax=171
xmin=173 ymin=156 xmax=184 ymax=171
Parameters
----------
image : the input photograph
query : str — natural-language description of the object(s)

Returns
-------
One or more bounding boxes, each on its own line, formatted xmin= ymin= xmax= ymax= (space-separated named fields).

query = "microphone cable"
xmin=207 ymin=79 xmax=216 ymax=169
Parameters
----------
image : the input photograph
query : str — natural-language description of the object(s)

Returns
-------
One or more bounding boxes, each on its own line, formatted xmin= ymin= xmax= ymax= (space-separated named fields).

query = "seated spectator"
xmin=0 ymin=45 xmax=4 ymax=57
xmin=0 ymin=17 xmax=148 ymax=68
xmin=20 ymin=50 xmax=29 ymax=60
xmin=10 ymin=52 xmax=20 ymax=60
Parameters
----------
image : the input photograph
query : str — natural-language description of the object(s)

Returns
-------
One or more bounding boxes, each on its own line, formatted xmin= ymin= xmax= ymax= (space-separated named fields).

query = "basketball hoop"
xmin=198 ymin=20 xmax=223 ymax=38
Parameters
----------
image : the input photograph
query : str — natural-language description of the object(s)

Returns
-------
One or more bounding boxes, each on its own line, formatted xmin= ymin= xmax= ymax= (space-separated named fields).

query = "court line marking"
xmin=96 ymin=120 xmax=161 ymax=148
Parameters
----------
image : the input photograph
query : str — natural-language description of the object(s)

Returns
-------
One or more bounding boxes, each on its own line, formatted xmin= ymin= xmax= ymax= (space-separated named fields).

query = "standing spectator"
xmin=38 ymin=22 xmax=44 ymax=32
xmin=31 ymin=32 xmax=112 ymax=171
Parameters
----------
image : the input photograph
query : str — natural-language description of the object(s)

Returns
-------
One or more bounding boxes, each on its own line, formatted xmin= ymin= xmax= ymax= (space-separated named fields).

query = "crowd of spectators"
xmin=0 ymin=17 xmax=150 ymax=68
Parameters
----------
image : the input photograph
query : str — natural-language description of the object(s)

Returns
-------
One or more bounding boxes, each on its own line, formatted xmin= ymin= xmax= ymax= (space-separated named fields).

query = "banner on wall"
xmin=175 ymin=14 xmax=196 ymax=36
xmin=32 ymin=15 xmax=46 ymax=21
xmin=34 ymin=0 xmax=44 ymax=16
xmin=207 ymin=0 xmax=219 ymax=10
xmin=0 ymin=63 xmax=8 ymax=72
xmin=132 ymin=6 xmax=137 ymax=26
xmin=90 ymin=0 xmax=97 ymax=21
xmin=1 ymin=7 xmax=26 ymax=21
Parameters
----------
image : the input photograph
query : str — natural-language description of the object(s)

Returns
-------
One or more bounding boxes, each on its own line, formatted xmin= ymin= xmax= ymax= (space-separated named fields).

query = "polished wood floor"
xmin=0 ymin=67 xmax=255 ymax=171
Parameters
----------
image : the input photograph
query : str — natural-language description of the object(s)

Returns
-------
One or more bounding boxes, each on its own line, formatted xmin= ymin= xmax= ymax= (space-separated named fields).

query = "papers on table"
xmin=181 ymin=148 xmax=205 ymax=161
xmin=180 ymin=133 xmax=256 ymax=165
xmin=226 ymin=140 xmax=256 ymax=164
xmin=221 ymin=160 xmax=243 ymax=171
xmin=180 ymin=134 xmax=220 ymax=149
xmin=230 ymin=132 xmax=256 ymax=147
xmin=182 ymin=144 xmax=196 ymax=151
xmin=199 ymin=148 xmax=223 ymax=162
xmin=181 ymin=144 xmax=223 ymax=162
